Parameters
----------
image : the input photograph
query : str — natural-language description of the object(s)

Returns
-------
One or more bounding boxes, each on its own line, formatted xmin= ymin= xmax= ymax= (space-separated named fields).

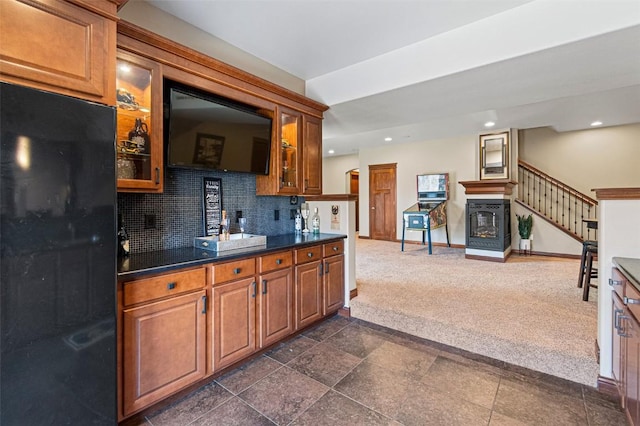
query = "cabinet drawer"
xmin=295 ymin=245 xmax=322 ymax=264
xmin=323 ymin=240 xmax=344 ymax=257
xmin=212 ymin=258 xmax=256 ymax=285
xmin=259 ymin=250 xmax=293 ymax=273
xmin=123 ymin=268 xmax=206 ymax=306
xmin=626 ymin=282 xmax=640 ymax=320
xmin=611 ymin=268 xmax=627 ymax=300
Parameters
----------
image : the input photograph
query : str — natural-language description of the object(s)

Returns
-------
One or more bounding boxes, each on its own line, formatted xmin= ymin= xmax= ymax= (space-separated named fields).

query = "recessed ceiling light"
xmin=384 ymin=137 xmax=393 ymax=142
xmin=328 ymin=149 xmax=335 ymax=154
xmin=591 ymin=121 xmax=603 ymax=127
xmin=484 ymin=121 xmax=495 ymax=128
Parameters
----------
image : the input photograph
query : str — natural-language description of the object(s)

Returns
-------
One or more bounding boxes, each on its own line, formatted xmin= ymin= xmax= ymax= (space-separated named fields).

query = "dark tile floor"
xmin=128 ymin=316 xmax=628 ymax=426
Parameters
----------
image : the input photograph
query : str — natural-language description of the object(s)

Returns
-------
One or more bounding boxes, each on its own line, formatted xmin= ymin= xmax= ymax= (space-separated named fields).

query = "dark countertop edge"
xmin=613 ymin=257 xmax=640 ymax=289
xmin=118 ymin=233 xmax=347 ymax=281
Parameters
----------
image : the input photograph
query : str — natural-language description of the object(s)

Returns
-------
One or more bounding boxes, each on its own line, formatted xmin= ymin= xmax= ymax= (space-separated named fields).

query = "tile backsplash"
xmin=118 ymin=168 xmax=301 ymax=253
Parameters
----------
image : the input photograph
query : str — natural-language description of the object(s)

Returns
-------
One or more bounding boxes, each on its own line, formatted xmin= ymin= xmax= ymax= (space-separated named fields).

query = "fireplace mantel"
xmin=459 ymin=179 xmax=518 ymax=195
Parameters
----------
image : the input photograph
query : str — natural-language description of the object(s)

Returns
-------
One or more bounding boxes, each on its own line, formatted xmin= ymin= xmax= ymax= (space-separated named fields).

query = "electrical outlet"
xmin=144 ymin=214 xmax=156 ymax=229
xmin=236 ymin=210 xmax=243 ymax=223
xmin=274 ymin=209 xmax=279 ymax=221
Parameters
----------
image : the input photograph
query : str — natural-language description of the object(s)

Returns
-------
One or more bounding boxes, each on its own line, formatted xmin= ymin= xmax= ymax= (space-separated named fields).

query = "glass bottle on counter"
xmin=118 ymin=214 xmax=130 ymax=257
xmin=311 ymin=207 xmax=320 ymax=234
xmin=219 ymin=210 xmax=229 ymax=240
xmin=295 ymin=209 xmax=302 ymax=233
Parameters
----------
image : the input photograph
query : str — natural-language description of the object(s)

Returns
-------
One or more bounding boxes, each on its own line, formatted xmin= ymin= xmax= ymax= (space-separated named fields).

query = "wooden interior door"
xmin=348 ymin=170 xmax=359 ymax=232
xmin=369 ymin=163 xmax=397 ymax=241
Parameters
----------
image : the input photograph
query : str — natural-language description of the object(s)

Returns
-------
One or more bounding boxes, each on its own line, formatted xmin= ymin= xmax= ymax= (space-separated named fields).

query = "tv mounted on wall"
xmin=164 ymin=79 xmax=273 ymax=175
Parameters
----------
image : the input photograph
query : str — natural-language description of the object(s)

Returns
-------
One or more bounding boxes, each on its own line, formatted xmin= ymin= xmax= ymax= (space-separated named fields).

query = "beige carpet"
xmin=350 ymin=238 xmax=599 ymax=387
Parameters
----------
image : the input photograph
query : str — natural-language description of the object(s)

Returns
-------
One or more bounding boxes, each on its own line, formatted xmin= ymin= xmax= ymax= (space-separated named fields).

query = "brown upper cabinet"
xmin=117 ymin=21 xmax=327 ymax=195
xmin=0 ymin=0 xmax=120 ymax=105
xmin=256 ymin=108 xmax=324 ymax=196
xmin=115 ymin=51 xmax=163 ymax=192
xmin=302 ymin=115 xmax=323 ymax=195
xmin=257 ymin=106 xmax=302 ymax=195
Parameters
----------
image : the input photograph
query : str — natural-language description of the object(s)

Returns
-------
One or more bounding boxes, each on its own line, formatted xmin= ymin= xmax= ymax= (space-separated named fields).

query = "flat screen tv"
xmin=164 ymin=79 xmax=272 ymax=174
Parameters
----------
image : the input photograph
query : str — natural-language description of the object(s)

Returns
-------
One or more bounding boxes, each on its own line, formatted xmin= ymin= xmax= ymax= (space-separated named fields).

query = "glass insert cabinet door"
xmin=115 ymin=54 xmax=162 ymax=192
xmin=279 ymin=109 xmax=301 ymax=193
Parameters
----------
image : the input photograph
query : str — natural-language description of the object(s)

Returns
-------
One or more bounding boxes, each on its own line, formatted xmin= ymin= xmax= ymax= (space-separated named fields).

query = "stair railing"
xmin=517 ymin=160 xmax=598 ymax=242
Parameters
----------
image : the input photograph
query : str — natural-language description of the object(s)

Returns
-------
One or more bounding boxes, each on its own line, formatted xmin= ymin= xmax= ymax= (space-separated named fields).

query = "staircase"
xmin=516 ymin=160 xmax=598 ymax=243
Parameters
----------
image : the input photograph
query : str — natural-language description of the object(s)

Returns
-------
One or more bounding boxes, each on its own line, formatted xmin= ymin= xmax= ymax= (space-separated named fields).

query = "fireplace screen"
xmin=470 ymin=211 xmax=499 ymax=238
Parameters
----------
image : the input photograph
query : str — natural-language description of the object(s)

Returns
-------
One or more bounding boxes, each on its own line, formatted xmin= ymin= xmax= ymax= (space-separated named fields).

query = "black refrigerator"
xmin=1 ymin=82 xmax=117 ymax=424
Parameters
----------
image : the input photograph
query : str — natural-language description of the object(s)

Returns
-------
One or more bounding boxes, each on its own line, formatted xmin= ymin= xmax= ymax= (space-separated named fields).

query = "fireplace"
xmin=466 ymin=199 xmax=511 ymax=253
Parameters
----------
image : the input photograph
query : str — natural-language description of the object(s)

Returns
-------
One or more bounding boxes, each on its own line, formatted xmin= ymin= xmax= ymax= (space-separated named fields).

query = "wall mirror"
xmin=479 ymin=131 xmax=509 ymax=180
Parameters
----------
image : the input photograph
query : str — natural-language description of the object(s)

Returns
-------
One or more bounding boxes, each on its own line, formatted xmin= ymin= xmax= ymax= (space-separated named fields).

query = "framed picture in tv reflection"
xmin=194 ymin=133 xmax=224 ymax=168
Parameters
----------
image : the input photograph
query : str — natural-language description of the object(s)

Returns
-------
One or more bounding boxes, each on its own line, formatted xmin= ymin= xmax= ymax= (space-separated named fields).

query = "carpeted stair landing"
xmin=350 ymin=238 xmax=599 ymax=387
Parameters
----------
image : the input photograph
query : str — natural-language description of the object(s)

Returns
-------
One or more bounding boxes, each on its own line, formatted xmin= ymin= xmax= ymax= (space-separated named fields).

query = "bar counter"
xmin=118 ymin=233 xmax=346 ymax=280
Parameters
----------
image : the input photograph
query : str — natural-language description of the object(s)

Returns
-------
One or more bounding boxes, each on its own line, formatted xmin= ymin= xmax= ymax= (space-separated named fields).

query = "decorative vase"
xmin=128 ymin=118 xmax=150 ymax=154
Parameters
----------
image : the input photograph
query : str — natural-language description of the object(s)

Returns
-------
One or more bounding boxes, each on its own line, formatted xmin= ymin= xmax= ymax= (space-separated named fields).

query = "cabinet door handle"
xmin=251 ymin=281 xmax=256 ymax=298
xmin=609 ymin=279 xmax=624 ymax=287
xmin=307 ymin=252 xmax=313 ymax=258
xmin=325 ymin=261 xmax=329 ymax=274
xmin=201 ymin=295 xmax=207 ymax=314
xmin=167 ymin=282 xmax=176 ymax=290
xmin=618 ymin=314 xmax=632 ymax=337
xmin=624 ymin=296 xmax=640 ymax=305
xmin=305 ymin=179 xmax=309 ymax=190
xmin=333 ymin=246 xmax=338 ymax=252
xmin=319 ymin=262 xmax=323 ymax=276
xmin=262 ymin=279 xmax=268 ymax=295
xmin=276 ymin=259 xmax=282 ymax=265
xmin=614 ymin=308 xmax=623 ymax=331
xmin=234 ymin=268 xmax=241 ymax=274
xmin=155 ymin=167 xmax=160 ymax=184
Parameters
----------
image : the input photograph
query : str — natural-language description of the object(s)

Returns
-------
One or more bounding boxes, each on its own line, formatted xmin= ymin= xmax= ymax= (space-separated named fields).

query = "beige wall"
xmin=323 ymin=123 xmax=640 ymax=255
xmin=118 ymin=2 xmax=305 ymax=95
xmin=519 ymin=124 xmax=640 ymax=196
xmin=597 ymin=198 xmax=640 ymax=380
xmin=322 ymin=154 xmax=359 ymax=194
xmin=358 ymin=135 xmax=477 ymax=247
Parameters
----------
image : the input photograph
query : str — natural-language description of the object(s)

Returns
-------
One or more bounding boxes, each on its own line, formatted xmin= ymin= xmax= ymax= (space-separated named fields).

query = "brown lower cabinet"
xmin=258 ymin=266 xmax=295 ymax=348
xmin=295 ymin=261 xmax=324 ymax=329
xmin=212 ymin=276 xmax=257 ymax=370
xmin=323 ymin=240 xmax=345 ymax=315
xmin=118 ymin=239 xmax=344 ymax=420
xmin=122 ymin=289 xmax=207 ymax=417
xmin=611 ymin=267 xmax=640 ymax=425
xmin=295 ymin=245 xmax=324 ymax=329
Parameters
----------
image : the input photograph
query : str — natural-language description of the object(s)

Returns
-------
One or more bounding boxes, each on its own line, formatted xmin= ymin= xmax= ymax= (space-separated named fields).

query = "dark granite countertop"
xmin=613 ymin=257 xmax=640 ymax=290
xmin=118 ymin=233 xmax=346 ymax=281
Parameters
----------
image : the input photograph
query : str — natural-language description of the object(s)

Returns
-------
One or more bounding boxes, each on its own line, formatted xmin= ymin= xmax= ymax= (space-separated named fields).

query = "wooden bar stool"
xmin=578 ymin=240 xmax=597 ymax=288
xmin=582 ymin=244 xmax=598 ymax=301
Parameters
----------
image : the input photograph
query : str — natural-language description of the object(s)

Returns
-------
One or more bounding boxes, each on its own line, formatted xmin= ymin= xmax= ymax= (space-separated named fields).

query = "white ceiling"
xmin=145 ymin=0 xmax=640 ymax=156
